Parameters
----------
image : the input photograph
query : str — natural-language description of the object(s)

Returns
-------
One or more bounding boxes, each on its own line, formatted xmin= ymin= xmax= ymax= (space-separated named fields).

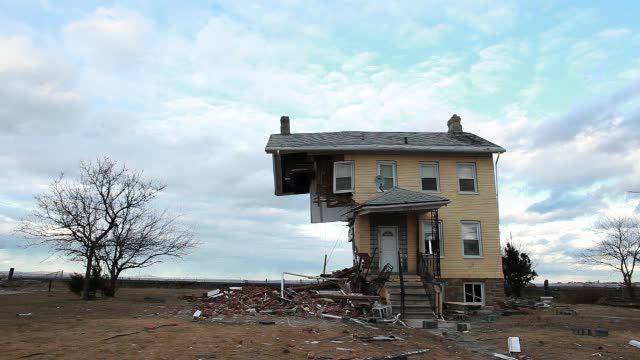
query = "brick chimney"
xmin=280 ymin=116 xmax=291 ymax=135
xmin=447 ymin=114 xmax=463 ymax=133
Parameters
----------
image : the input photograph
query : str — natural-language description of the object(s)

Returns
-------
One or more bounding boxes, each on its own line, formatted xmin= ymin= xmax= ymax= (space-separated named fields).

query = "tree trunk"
xmin=624 ymin=276 xmax=636 ymax=301
xmin=107 ymin=270 xmax=118 ymax=297
xmin=82 ymin=247 xmax=95 ymax=300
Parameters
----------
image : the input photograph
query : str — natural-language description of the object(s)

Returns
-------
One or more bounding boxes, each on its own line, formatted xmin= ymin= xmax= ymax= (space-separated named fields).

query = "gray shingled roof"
xmin=265 ymin=131 xmax=505 ymax=154
xmin=360 ymin=187 xmax=450 ymax=207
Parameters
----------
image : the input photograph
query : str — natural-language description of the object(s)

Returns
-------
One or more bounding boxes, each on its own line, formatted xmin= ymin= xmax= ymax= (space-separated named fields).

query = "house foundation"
xmin=443 ymin=278 xmax=505 ymax=308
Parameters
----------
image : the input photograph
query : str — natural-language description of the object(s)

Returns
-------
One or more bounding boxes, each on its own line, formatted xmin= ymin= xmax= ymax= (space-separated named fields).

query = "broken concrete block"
xmin=572 ymin=328 xmax=600 ymax=336
xmin=540 ymin=296 xmax=553 ymax=304
xmin=143 ymin=297 xmax=165 ymax=303
xmin=594 ymin=328 xmax=608 ymax=337
xmin=422 ymin=319 xmax=438 ymax=329
xmin=556 ymin=308 xmax=576 ymax=316
xmin=207 ymin=289 xmax=221 ymax=297
xmin=457 ymin=323 xmax=471 ymax=332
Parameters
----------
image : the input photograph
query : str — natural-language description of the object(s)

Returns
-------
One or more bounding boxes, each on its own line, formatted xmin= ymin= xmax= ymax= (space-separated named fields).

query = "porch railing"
xmin=418 ymin=252 xmax=441 ymax=280
xmin=397 ymin=251 xmax=406 ymax=318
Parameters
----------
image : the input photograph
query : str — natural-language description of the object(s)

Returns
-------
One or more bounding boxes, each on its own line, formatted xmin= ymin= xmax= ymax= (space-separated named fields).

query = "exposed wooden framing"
xmin=272 ymin=153 xmax=284 ymax=195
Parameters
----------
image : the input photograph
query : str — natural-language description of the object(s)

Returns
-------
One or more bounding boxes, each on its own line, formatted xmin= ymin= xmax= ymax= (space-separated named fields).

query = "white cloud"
xmin=468 ymin=42 xmax=521 ymax=94
xmin=446 ymin=1 xmax=518 ymax=34
xmin=63 ymin=7 xmax=154 ymax=68
xmin=597 ymin=27 xmax=632 ymax=39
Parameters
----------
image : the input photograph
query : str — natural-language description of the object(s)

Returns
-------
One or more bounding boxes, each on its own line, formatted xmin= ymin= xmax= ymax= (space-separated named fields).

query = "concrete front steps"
xmin=385 ymin=275 xmax=435 ymax=320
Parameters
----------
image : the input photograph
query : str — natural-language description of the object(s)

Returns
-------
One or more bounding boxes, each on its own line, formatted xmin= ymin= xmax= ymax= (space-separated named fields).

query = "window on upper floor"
xmin=333 ymin=161 xmax=354 ymax=193
xmin=377 ymin=161 xmax=396 ymax=191
xmin=423 ymin=220 xmax=444 ymax=256
xmin=461 ymin=221 xmax=482 ymax=257
xmin=457 ymin=163 xmax=478 ymax=193
xmin=420 ymin=162 xmax=439 ymax=192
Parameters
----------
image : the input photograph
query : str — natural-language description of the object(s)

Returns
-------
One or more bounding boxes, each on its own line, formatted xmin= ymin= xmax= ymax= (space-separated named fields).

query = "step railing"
xmin=418 ymin=252 xmax=441 ymax=280
xmin=417 ymin=252 xmax=442 ymax=317
xmin=397 ymin=251 xmax=405 ymax=318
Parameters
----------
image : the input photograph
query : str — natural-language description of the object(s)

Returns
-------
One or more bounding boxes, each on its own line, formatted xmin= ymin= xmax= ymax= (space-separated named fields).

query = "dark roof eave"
xmin=265 ymin=145 xmax=506 ymax=154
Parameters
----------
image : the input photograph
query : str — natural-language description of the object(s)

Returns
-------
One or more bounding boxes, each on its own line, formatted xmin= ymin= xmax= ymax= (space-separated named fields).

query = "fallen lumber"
xmin=322 ymin=266 xmax=357 ymax=279
xmin=291 ymin=282 xmax=340 ymax=292
xmin=315 ymin=349 xmax=430 ymax=360
xmin=309 ymin=294 xmax=380 ymax=300
xmin=17 ymin=353 xmax=48 ymax=359
xmin=102 ymin=331 xmax=141 ymax=341
xmin=359 ymin=349 xmax=430 ymax=360
xmin=144 ymin=323 xmax=178 ymax=331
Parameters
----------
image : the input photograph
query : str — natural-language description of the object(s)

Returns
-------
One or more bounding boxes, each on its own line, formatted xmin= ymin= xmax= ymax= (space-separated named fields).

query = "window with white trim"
xmin=461 ymin=221 xmax=482 ymax=257
xmin=377 ymin=161 xmax=396 ymax=191
xmin=457 ymin=163 xmax=477 ymax=193
xmin=420 ymin=162 xmax=439 ymax=192
xmin=423 ymin=220 xmax=444 ymax=256
xmin=464 ymin=283 xmax=484 ymax=304
xmin=333 ymin=161 xmax=354 ymax=193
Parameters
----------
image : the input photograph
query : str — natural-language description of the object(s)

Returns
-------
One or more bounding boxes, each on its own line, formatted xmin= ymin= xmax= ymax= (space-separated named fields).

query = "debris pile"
xmin=184 ymin=261 xmax=397 ymax=323
xmin=187 ymin=285 xmax=378 ymax=319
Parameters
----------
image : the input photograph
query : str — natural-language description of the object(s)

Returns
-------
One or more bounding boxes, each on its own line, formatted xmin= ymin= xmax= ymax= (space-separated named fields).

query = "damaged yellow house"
xmin=265 ymin=115 xmax=505 ymax=317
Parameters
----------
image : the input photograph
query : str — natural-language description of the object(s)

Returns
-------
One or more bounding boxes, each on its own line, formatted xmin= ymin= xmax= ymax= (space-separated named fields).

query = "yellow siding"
xmin=354 ymin=214 xmax=370 ymax=253
xmin=345 ymin=153 xmax=502 ymax=279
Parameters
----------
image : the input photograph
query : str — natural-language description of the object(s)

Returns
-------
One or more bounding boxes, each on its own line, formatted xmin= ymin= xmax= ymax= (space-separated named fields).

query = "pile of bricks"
xmin=188 ymin=286 xmax=362 ymax=318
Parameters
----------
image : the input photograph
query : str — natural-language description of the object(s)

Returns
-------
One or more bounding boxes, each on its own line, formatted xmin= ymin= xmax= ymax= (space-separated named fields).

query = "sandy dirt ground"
xmin=472 ymin=304 xmax=640 ymax=359
xmin=2 ymin=282 xmax=640 ymax=359
xmin=0 ymin=283 xmax=480 ymax=360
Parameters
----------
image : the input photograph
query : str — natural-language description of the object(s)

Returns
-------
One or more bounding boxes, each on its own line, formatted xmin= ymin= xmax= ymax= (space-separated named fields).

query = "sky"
xmin=1 ymin=1 xmax=640 ymax=282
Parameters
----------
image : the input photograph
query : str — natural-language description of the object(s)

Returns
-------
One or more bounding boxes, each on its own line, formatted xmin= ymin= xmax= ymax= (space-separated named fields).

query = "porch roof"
xmin=351 ymin=187 xmax=450 ymax=215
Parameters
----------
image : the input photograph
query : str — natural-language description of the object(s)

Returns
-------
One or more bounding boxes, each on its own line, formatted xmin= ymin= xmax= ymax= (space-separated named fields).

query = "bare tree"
xmin=98 ymin=208 xmax=195 ymax=295
xmin=580 ymin=216 xmax=640 ymax=300
xmin=18 ymin=157 xmax=165 ymax=299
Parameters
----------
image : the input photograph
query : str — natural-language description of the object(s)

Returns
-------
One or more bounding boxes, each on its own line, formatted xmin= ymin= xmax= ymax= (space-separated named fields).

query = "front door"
xmin=379 ymin=226 xmax=399 ymax=271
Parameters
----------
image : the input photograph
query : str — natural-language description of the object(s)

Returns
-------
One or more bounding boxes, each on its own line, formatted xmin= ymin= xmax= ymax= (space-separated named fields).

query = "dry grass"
xmin=0 ymin=281 xmax=478 ymax=360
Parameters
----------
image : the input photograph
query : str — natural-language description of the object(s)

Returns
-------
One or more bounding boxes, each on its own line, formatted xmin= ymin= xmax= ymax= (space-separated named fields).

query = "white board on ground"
xmin=508 ymin=337 xmax=521 ymax=353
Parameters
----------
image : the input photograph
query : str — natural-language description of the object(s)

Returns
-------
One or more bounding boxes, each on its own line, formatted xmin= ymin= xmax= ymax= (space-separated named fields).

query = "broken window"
xmin=423 ymin=220 xmax=443 ymax=256
xmin=464 ymin=283 xmax=483 ymax=303
xmin=461 ymin=221 xmax=482 ymax=257
xmin=457 ymin=163 xmax=477 ymax=192
xmin=420 ymin=162 xmax=439 ymax=192
xmin=377 ymin=161 xmax=396 ymax=191
xmin=333 ymin=161 xmax=354 ymax=193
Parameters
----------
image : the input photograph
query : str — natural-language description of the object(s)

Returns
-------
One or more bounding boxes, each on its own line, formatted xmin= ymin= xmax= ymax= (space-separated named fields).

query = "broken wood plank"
xmin=103 ymin=331 xmax=141 ymax=341
xmin=291 ymin=282 xmax=340 ymax=292
xmin=309 ymin=294 xmax=380 ymax=300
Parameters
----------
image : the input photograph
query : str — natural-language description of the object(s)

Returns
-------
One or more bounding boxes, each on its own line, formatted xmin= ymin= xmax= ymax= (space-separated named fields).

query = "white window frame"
xmin=333 ymin=161 xmax=354 ymax=194
xmin=456 ymin=162 xmax=478 ymax=193
xmin=420 ymin=162 xmax=440 ymax=193
xmin=422 ymin=220 xmax=444 ymax=257
xmin=376 ymin=161 xmax=397 ymax=192
xmin=463 ymin=282 xmax=484 ymax=305
xmin=461 ymin=221 xmax=482 ymax=258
